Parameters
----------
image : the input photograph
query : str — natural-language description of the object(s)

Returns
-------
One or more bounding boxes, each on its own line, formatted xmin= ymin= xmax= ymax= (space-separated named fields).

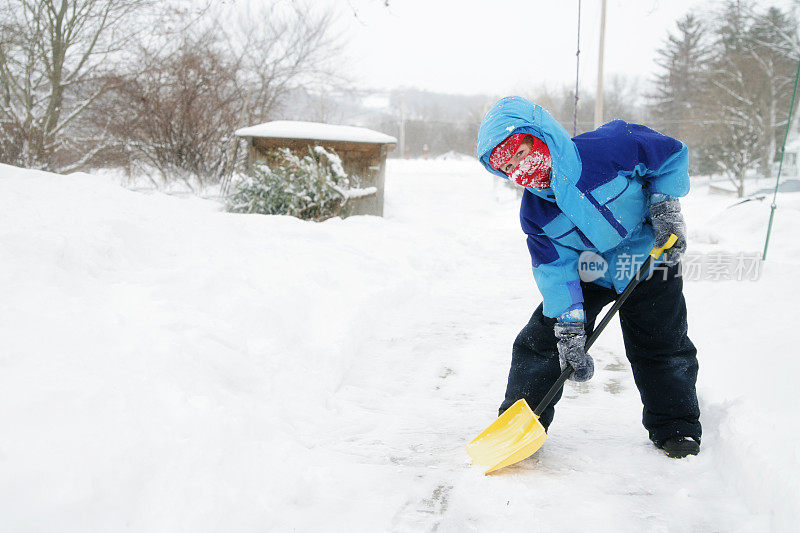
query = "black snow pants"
xmin=499 ymin=263 xmax=701 ymax=446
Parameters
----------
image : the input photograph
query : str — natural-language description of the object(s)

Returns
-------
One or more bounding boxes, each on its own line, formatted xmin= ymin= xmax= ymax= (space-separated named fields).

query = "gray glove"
xmin=649 ymin=197 xmax=687 ymax=267
xmin=554 ymin=322 xmax=594 ymax=382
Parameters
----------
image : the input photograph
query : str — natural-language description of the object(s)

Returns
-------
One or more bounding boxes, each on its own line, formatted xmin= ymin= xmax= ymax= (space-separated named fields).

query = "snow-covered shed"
xmin=235 ymin=121 xmax=397 ymax=216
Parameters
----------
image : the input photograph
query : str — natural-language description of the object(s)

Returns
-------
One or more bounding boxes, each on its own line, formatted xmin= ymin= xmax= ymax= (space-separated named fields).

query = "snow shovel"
xmin=466 ymin=234 xmax=679 ymax=474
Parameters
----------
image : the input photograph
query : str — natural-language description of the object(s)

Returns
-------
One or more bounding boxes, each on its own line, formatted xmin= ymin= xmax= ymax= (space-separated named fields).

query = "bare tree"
xmin=704 ymin=1 xmax=763 ymax=196
xmin=702 ymin=1 xmax=798 ymax=195
xmin=742 ymin=2 xmax=800 ymax=136
xmin=230 ymin=2 xmax=345 ymax=124
xmin=747 ymin=6 xmax=798 ymax=177
xmin=104 ymin=1 xmax=344 ymax=186
xmin=0 ymin=0 xmax=153 ymax=170
xmin=103 ymin=30 xmax=242 ymax=188
xmin=524 ymin=78 xmax=647 ymax=138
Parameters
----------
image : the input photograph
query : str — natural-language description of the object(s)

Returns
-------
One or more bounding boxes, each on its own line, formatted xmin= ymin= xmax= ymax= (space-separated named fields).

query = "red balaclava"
xmin=489 ymin=133 xmax=552 ymax=188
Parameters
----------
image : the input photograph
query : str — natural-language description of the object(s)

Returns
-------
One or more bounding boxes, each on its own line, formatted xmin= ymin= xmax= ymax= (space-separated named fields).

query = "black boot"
xmin=659 ymin=436 xmax=700 ymax=458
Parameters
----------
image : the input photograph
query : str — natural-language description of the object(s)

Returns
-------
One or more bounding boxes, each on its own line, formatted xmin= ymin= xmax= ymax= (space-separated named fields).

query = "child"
xmin=476 ymin=96 xmax=701 ymax=458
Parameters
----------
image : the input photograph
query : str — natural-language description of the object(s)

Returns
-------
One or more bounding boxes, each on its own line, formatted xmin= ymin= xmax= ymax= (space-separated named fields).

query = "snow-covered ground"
xmin=1 ymin=159 xmax=798 ymax=531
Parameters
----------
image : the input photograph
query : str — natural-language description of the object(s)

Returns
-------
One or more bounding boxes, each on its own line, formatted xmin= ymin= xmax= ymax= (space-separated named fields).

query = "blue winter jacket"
xmin=476 ymin=96 xmax=689 ymax=320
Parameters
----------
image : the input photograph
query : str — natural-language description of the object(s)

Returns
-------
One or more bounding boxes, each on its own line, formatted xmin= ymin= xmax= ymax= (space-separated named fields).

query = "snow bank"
xmin=680 ymin=187 xmax=800 ymax=531
xmin=688 ymin=193 xmax=800 ymax=262
xmin=0 ymin=163 xmax=425 ymax=530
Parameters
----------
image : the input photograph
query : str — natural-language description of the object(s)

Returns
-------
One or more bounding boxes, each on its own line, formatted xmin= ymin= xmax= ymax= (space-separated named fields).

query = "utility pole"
xmin=594 ymin=0 xmax=607 ymax=129
xmin=399 ymin=93 xmax=406 ymax=158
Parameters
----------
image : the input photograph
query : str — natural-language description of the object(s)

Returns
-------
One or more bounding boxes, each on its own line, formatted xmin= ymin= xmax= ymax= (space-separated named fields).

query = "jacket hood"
xmin=476 ymin=96 xmax=582 ymax=200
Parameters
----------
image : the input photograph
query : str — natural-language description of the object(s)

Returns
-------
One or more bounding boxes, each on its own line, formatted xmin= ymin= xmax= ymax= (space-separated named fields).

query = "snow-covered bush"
xmin=226 ymin=146 xmax=376 ymax=220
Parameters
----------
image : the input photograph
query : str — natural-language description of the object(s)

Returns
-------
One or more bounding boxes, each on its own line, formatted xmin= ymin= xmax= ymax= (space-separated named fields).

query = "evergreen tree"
xmin=650 ymin=12 xmax=713 ymax=162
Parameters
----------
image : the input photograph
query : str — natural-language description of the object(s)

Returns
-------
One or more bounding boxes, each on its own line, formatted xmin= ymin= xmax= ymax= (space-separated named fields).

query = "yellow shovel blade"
xmin=466 ymin=399 xmax=547 ymax=474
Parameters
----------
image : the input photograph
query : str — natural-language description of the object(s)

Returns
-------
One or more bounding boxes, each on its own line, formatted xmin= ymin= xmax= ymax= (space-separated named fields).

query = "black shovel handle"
xmin=531 ymin=233 xmax=678 ymax=417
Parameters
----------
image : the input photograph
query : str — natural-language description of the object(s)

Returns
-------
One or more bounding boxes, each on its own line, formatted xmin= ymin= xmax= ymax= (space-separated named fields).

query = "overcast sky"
xmin=318 ymin=0 xmax=793 ymax=96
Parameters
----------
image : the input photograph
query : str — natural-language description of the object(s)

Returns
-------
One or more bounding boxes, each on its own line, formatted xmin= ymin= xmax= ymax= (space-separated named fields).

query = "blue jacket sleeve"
xmin=628 ymin=124 xmax=690 ymax=197
xmin=525 ymin=232 xmax=585 ymax=319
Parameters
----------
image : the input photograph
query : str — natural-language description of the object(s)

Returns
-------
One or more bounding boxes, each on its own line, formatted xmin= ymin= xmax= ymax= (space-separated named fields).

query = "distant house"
xmin=776 ymin=137 xmax=800 ymax=178
xmin=235 ymin=121 xmax=397 ymax=216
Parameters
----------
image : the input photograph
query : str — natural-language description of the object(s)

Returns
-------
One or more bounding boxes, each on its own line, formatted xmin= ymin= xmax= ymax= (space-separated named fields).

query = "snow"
xmin=435 ymin=151 xmax=474 ymax=161
xmin=235 ymin=120 xmax=397 ymax=145
xmin=1 ymin=159 xmax=799 ymax=531
xmin=343 ymin=186 xmax=378 ymax=199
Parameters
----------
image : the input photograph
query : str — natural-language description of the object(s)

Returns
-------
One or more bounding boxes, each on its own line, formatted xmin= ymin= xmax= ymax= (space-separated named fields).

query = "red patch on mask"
xmin=509 ymin=136 xmax=551 ymax=188
xmin=489 ymin=133 xmax=527 ymax=170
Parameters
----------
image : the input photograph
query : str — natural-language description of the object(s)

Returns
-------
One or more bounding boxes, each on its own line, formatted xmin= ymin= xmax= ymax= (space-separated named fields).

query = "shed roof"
xmin=235 ymin=120 xmax=397 ymax=145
